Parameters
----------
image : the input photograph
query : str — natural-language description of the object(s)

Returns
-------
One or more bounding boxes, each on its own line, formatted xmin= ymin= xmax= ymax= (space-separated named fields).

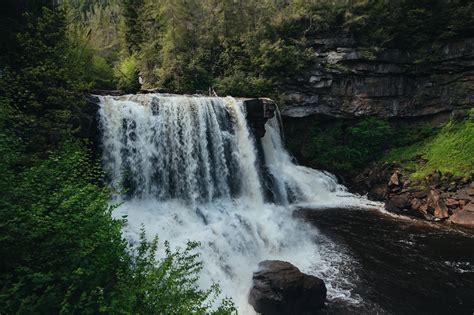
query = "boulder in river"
xmin=248 ymin=260 xmax=326 ymax=315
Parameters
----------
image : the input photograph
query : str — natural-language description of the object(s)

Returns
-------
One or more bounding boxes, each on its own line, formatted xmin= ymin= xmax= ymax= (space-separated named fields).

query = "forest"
xmin=60 ymin=0 xmax=473 ymax=96
xmin=0 ymin=0 xmax=473 ymax=314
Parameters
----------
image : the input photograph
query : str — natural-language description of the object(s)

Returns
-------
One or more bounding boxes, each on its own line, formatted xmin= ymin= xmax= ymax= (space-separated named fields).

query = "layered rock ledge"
xmin=281 ymin=36 xmax=474 ymax=119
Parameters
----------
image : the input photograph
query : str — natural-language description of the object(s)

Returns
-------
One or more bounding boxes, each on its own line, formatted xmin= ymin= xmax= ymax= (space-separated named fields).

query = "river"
xmin=299 ymin=208 xmax=474 ymax=314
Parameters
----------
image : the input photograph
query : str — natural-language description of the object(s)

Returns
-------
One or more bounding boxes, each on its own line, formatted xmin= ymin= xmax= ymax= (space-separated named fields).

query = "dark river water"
xmin=298 ymin=208 xmax=474 ymax=315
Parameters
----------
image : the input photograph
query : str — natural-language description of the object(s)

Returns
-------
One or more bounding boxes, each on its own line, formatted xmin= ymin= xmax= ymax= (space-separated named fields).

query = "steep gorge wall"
xmin=280 ymin=36 xmax=474 ymax=118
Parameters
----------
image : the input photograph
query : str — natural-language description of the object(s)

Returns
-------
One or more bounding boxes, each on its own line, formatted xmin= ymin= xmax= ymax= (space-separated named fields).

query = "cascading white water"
xmin=98 ymin=94 xmax=377 ymax=313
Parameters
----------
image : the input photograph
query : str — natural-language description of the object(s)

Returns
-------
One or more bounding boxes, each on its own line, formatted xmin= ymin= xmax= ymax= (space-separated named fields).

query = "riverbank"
xmin=349 ymin=111 xmax=474 ymax=228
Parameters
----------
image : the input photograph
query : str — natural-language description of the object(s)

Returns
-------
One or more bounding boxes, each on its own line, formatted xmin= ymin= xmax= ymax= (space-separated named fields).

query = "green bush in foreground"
xmin=0 ymin=137 xmax=235 ymax=314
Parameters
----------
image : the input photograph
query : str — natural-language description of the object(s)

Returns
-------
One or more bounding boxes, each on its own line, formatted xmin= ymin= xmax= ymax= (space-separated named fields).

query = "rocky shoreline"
xmin=352 ymin=159 xmax=474 ymax=228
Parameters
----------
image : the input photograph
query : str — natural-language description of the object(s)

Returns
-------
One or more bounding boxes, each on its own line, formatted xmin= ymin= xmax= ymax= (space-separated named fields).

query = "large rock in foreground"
xmin=249 ymin=260 xmax=326 ymax=315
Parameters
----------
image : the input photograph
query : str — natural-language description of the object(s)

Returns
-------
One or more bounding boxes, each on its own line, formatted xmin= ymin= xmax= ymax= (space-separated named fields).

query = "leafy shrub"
xmin=88 ymin=54 xmax=117 ymax=89
xmin=0 ymin=138 xmax=235 ymax=314
xmin=114 ymin=54 xmax=141 ymax=92
xmin=215 ymin=71 xmax=273 ymax=97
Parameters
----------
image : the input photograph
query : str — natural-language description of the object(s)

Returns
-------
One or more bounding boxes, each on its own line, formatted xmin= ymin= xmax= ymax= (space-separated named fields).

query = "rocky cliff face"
xmin=281 ymin=36 xmax=474 ymax=118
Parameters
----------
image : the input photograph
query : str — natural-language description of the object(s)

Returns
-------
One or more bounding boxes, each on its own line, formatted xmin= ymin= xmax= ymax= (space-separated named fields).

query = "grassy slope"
xmin=382 ymin=110 xmax=474 ymax=180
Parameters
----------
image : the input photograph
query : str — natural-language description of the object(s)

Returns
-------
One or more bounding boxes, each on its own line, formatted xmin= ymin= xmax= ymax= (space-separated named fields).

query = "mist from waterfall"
xmin=98 ymin=94 xmax=377 ymax=313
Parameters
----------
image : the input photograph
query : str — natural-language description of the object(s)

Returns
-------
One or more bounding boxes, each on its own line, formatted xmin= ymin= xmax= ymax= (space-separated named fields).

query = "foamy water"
xmin=98 ymin=94 xmax=380 ymax=313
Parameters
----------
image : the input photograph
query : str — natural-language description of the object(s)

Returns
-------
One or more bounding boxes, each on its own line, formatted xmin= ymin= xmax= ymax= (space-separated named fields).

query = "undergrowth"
xmin=383 ymin=110 xmax=474 ymax=180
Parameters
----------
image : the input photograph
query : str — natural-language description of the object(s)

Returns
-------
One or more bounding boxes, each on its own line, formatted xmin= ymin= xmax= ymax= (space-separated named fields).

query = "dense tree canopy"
xmin=59 ymin=0 xmax=474 ymax=95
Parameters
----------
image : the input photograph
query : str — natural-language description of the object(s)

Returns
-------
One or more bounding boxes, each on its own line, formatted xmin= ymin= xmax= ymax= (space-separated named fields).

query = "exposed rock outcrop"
xmin=352 ymin=161 xmax=474 ymax=227
xmin=249 ymin=260 xmax=327 ymax=315
xmin=244 ymin=98 xmax=277 ymax=137
xmin=281 ymin=36 xmax=474 ymax=119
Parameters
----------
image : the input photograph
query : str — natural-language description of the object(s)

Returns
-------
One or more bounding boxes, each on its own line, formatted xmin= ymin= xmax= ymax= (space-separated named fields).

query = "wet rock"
xmin=403 ymin=180 xmax=412 ymax=189
xmin=413 ymin=190 xmax=428 ymax=199
xmin=349 ymin=148 xmax=472 ymax=225
xmin=249 ymin=260 xmax=327 ymax=315
xmin=244 ymin=98 xmax=277 ymax=137
xmin=463 ymin=202 xmax=474 ymax=212
xmin=453 ymin=175 xmax=464 ymax=182
xmin=451 ymin=207 xmax=462 ymax=214
xmin=389 ymin=193 xmax=411 ymax=209
xmin=445 ymin=198 xmax=460 ymax=207
xmin=426 ymin=190 xmax=449 ymax=219
xmin=351 ymin=162 xmax=398 ymax=198
xmin=418 ymin=203 xmax=435 ymax=220
xmin=448 ymin=181 xmax=458 ymax=192
xmin=388 ymin=171 xmax=401 ymax=188
xmin=466 ymin=187 xmax=474 ymax=196
xmin=411 ymin=198 xmax=423 ymax=211
xmin=456 ymin=189 xmax=474 ymax=202
xmin=448 ymin=209 xmax=474 ymax=228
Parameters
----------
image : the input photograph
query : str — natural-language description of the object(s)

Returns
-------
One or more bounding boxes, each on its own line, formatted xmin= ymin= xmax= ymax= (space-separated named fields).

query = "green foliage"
xmin=293 ymin=116 xmax=441 ymax=176
xmin=63 ymin=0 xmax=122 ymax=62
xmin=58 ymin=0 xmax=473 ymax=95
xmin=88 ymin=54 xmax=117 ymax=89
xmin=0 ymin=7 xmax=90 ymax=155
xmin=115 ymin=0 xmax=313 ymax=96
xmin=110 ymin=230 xmax=235 ymax=314
xmin=383 ymin=112 xmax=474 ymax=179
xmin=121 ymin=0 xmax=145 ymax=53
xmin=0 ymin=138 xmax=235 ymax=314
xmin=0 ymin=140 xmax=122 ymax=313
xmin=303 ymin=117 xmax=392 ymax=174
xmin=58 ymin=0 xmax=474 ymax=95
xmin=114 ymin=54 xmax=141 ymax=92
xmin=344 ymin=0 xmax=474 ymax=50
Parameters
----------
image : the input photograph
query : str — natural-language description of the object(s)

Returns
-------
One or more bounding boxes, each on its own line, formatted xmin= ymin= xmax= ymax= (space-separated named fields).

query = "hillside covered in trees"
xmin=62 ymin=0 xmax=473 ymax=96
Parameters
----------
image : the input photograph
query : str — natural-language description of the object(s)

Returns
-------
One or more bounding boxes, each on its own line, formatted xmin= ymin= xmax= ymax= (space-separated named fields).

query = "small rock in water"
xmin=248 ymin=260 xmax=326 ymax=315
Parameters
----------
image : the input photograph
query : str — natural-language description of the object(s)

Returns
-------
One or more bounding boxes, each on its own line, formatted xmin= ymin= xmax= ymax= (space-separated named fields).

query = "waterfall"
xmin=98 ymin=94 xmax=376 ymax=312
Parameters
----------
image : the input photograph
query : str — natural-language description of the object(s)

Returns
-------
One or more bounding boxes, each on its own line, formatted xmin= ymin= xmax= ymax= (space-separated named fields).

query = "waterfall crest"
xmin=97 ymin=93 xmax=377 ymax=312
